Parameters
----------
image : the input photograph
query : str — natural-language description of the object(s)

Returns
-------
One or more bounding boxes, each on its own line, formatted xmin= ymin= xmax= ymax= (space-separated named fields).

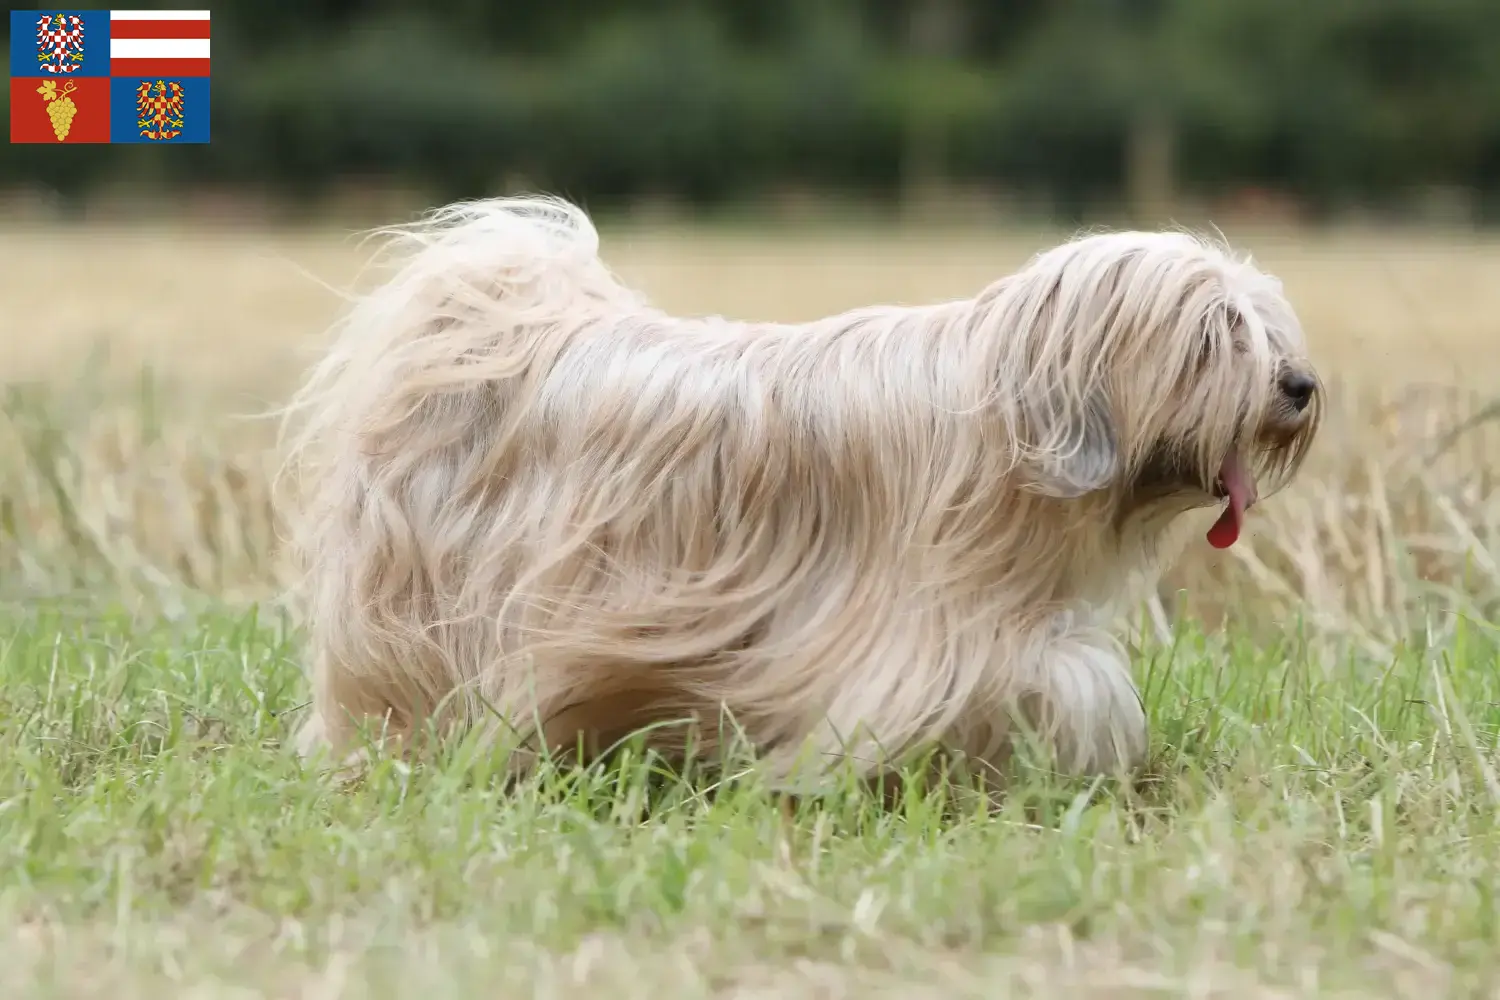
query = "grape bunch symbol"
xmin=36 ymin=80 xmax=79 ymax=142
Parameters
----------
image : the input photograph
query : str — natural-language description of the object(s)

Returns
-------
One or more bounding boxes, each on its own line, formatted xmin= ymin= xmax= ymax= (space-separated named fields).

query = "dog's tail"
xmin=278 ymin=194 xmax=639 ymax=463
xmin=355 ymin=194 xmax=639 ymax=334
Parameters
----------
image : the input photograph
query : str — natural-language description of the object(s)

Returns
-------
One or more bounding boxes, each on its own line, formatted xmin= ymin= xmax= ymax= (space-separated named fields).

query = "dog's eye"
xmin=1202 ymin=306 xmax=1248 ymax=365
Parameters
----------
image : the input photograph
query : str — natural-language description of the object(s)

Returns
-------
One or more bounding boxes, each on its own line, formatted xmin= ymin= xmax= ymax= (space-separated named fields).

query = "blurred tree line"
xmin=6 ymin=0 xmax=1500 ymax=220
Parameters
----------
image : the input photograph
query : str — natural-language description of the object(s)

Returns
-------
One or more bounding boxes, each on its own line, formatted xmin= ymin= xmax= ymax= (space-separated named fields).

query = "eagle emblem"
xmin=35 ymin=13 xmax=86 ymax=75
xmin=135 ymin=80 xmax=186 ymax=141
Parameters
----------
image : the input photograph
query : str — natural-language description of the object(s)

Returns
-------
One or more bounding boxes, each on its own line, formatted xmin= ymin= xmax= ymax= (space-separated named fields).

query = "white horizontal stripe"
xmin=109 ymin=38 xmax=211 ymax=58
xmin=110 ymin=10 xmax=211 ymax=20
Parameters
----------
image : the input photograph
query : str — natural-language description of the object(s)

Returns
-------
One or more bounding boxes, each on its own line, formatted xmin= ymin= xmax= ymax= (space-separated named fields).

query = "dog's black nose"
xmin=1279 ymin=371 xmax=1316 ymax=411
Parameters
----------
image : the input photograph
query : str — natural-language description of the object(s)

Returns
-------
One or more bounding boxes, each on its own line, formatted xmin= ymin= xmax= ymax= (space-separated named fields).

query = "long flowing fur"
xmin=280 ymin=196 xmax=1318 ymax=788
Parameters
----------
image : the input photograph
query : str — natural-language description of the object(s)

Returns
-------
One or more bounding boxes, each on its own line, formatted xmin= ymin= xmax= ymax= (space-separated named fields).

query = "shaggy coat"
xmin=281 ymin=197 xmax=1319 ymax=788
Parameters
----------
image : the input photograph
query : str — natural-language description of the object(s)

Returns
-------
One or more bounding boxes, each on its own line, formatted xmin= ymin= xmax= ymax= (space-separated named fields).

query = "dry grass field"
xmin=2 ymin=216 xmax=1500 ymax=998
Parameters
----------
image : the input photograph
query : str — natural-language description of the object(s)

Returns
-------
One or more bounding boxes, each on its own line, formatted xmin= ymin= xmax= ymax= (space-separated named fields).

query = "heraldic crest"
xmin=135 ymin=80 xmax=186 ymax=141
xmin=35 ymin=13 xmax=85 ymax=75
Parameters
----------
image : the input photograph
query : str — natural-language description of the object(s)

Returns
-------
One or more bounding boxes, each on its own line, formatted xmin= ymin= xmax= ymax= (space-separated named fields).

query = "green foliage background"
xmin=6 ymin=0 xmax=1500 ymax=219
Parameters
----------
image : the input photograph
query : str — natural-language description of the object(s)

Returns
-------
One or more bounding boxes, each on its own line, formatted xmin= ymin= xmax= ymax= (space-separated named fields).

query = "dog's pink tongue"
xmin=1207 ymin=449 xmax=1256 ymax=550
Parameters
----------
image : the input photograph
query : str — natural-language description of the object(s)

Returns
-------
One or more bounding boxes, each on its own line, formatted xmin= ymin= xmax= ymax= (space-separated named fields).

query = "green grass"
xmin=3 ymin=601 xmax=1498 ymax=998
xmin=4 ymin=366 xmax=1500 ymax=997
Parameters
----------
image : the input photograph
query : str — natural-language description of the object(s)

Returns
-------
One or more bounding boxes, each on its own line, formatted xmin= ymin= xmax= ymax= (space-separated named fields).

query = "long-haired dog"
xmin=280 ymin=196 xmax=1319 ymax=789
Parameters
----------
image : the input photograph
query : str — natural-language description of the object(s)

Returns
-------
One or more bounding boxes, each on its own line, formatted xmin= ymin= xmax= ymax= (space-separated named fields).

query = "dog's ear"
xmin=1024 ymin=392 xmax=1121 ymax=499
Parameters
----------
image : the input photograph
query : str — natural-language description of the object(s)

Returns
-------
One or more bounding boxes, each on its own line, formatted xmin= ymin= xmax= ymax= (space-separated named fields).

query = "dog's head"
xmin=986 ymin=229 xmax=1320 ymax=548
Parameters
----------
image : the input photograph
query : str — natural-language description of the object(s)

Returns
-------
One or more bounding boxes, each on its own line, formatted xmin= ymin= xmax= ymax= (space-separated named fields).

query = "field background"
xmin=1 ymin=215 xmax=1499 ymax=998
xmin=7 ymin=220 xmax=1500 ymax=396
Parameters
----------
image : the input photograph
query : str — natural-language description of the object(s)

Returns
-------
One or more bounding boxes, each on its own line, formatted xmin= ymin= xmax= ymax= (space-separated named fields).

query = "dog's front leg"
xmin=1017 ymin=619 xmax=1149 ymax=778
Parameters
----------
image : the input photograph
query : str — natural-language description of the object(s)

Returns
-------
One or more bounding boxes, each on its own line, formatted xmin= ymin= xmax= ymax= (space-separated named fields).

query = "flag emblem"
xmin=35 ymin=12 xmax=85 ymax=75
xmin=134 ymin=79 xmax=184 ymax=140
xmin=9 ymin=9 xmax=210 ymax=144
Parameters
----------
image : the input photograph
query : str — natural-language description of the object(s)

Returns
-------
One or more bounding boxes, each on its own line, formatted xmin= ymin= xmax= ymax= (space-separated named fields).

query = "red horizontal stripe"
xmin=108 ymin=19 xmax=211 ymax=39
xmin=110 ymin=57 xmax=211 ymax=77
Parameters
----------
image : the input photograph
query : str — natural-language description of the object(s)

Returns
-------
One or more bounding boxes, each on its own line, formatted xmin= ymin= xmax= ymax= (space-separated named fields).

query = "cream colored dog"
xmin=281 ymin=197 xmax=1319 ymax=788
